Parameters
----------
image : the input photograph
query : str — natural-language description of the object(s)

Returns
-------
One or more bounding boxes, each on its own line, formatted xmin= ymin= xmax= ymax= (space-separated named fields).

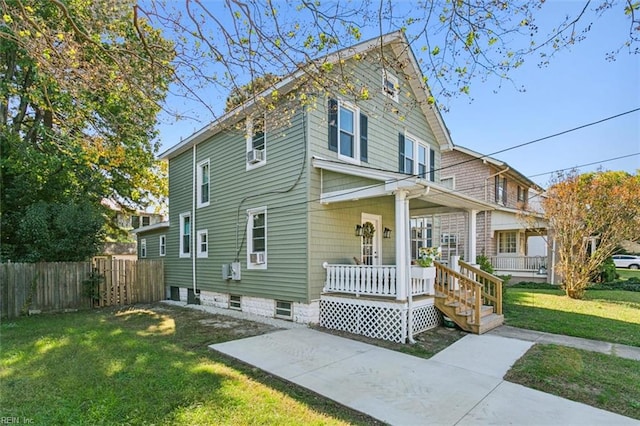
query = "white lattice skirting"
xmin=320 ymin=296 xmax=441 ymax=343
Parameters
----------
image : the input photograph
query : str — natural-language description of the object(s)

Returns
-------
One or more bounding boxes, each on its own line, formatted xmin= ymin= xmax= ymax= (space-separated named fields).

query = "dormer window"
xmin=382 ymin=70 xmax=399 ymax=102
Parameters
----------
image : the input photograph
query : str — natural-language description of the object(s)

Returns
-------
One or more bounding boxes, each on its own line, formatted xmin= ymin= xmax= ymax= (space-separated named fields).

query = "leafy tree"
xmin=542 ymin=170 xmax=640 ymax=298
xmin=138 ymin=0 xmax=638 ymax=122
xmin=15 ymin=200 xmax=105 ymax=262
xmin=0 ymin=0 xmax=173 ymax=261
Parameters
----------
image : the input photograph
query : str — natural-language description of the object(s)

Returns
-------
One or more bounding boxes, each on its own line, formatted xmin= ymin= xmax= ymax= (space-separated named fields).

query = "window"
xmin=197 ymin=229 xmax=208 ymax=258
xmin=229 ymin=294 xmax=241 ymax=310
xmin=142 ymin=216 xmax=150 ymax=227
xmin=399 ymin=133 xmax=435 ymax=181
xmin=275 ymin=300 xmax=292 ymax=319
xmin=246 ymin=117 xmax=266 ymax=169
xmin=140 ymin=238 xmax=147 ymax=258
xmin=495 ymin=176 xmax=507 ymax=205
xmin=410 ymin=217 xmax=433 ymax=260
xmin=497 ymin=231 xmax=517 ymax=254
xmin=517 ymin=186 xmax=528 ymax=205
xmin=327 ymin=98 xmax=368 ymax=163
xmin=440 ymin=176 xmax=455 ymax=189
xmin=197 ymin=159 xmax=210 ymax=207
xmin=159 ymin=235 xmax=166 ymax=257
xmin=179 ymin=212 xmax=191 ymax=258
xmin=382 ymin=70 xmax=399 ymax=102
xmin=247 ymin=207 xmax=267 ymax=269
xmin=131 ymin=215 xmax=140 ymax=229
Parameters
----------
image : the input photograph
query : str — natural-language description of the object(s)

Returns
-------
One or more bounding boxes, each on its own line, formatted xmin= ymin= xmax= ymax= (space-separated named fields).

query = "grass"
xmin=0 ymin=304 xmax=381 ymax=425
xmin=617 ymin=268 xmax=640 ymax=280
xmin=503 ymin=286 xmax=640 ymax=420
xmin=505 ymin=344 xmax=640 ymax=420
xmin=503 ymin=288 xmax=640 ymax=347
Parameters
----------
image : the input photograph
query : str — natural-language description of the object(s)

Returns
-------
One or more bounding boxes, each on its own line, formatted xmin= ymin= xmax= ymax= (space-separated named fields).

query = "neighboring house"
xmin=138 ymin=31 xmax=504 ymax=343
xmin=440 ymin=145 xmax=552 ymax=282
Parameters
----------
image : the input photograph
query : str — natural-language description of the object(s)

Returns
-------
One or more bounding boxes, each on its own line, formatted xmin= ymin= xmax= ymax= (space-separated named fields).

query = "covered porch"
xmin=313 ymin=158 xmax=503 ymax=343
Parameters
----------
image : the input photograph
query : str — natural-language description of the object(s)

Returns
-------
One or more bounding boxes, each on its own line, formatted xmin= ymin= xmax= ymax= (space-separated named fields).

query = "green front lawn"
xmin=503 ymin=288 xmax=640 ymax=347
xmin=506 ymin=344 xmax=640 ymax=420
xmin=0 ymin=305 xmax=379 ymax=425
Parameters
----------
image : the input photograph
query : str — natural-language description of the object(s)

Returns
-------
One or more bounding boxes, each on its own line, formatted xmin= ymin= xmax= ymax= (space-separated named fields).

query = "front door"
xmin=361 ymin=213 xmax=382 ymax=266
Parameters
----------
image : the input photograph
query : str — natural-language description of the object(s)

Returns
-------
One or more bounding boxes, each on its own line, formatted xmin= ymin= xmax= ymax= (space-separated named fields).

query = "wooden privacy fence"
xmin=1 ymin=259 xmax=165 ymax=319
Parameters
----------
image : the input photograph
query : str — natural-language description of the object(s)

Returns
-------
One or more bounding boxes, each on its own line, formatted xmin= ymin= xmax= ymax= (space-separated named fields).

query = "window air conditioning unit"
xmin=247 ymin=149 xmax=264 ymax=164
xmin=250 ymin=252 xmax=266 ymax=264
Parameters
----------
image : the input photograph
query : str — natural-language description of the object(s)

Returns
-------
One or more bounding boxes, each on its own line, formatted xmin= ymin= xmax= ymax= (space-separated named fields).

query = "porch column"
xmin=395 ymin=189 xmax=409 ymax=301
xmin=467 ymin=209 xmax=478 ymax=265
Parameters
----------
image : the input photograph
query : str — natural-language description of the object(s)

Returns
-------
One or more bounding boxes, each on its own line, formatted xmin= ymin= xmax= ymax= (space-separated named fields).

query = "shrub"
xmin=476 ymin=255 xmax=494 ymax=274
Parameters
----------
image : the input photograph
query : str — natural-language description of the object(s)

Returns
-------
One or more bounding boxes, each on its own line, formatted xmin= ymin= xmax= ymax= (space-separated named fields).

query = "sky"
xmin=156 ymin=1 xmax=640 ymax=189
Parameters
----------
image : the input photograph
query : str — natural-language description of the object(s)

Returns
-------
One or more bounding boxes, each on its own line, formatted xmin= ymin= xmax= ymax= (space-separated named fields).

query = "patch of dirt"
xmin=314 ymin=324 xmax=467 ymax=359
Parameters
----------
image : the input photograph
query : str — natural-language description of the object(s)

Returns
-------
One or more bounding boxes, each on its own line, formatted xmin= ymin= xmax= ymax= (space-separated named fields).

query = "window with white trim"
xmin=247 ymin=207 xmax=267 ymax=269
xmin=399 ymin=132 xmax=435 ymax=181
xmin=140 ymin=238 xmax=147 ymax=258
xmin=327 ymin=98 xmax=368 ymax=163
xmin=382 ymin=70 xmax=399 ymax=102
xmin=410 ymin=217 xmax=433 ymax=260
xmin=246 ymin=117 xmax=266 ymax=169
xmin=497 ymin=231 xmax=517 ymax=254
xmin=495 ymin=176 xmax=507 ymax=205
xmin=179 ymin=212 xmax=191 ymax=258
xmin=159 ymin=235 xmax=166 ymax=257
xmin=517 ymin=186 xmax=528 ymax=206
xmin=440 ymin=176 xmax=455 ymax=189
xmin=197 ymin=160 xmax=210 ymax=208
xmin=197 ymin=229 xmax=208 ymax=258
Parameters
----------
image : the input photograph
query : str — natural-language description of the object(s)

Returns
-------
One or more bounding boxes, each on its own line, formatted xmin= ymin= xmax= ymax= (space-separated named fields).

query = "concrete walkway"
xmin=489 ymin=325 xmax=640 ymax=361
xmin=210 ymin=328 xmax=639 ymax=425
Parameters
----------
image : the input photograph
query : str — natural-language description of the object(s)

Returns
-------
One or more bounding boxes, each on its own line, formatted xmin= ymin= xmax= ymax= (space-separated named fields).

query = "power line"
xmin=527 ymin=152 xmax=640 ymax=179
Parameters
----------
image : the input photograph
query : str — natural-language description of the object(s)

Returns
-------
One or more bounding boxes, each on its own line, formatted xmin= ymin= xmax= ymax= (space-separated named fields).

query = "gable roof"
xmin=452 ymin=145 xmax=544 ymax=192
xmin=160 ymin=31 xmax=453 ymax=160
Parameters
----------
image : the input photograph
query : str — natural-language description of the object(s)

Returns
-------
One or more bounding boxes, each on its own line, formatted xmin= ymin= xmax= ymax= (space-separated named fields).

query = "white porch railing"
xmin=323 ymin=264 xmax=397 ymax=297
xmin=322 ymin=263 xmax=433 ymax=297
xmin=490 ymin=255 xmax=546 ymax=272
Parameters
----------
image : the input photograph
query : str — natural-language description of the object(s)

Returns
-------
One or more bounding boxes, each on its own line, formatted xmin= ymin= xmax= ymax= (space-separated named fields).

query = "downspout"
xmin=192 ymin=144 xmax=197 ymax=294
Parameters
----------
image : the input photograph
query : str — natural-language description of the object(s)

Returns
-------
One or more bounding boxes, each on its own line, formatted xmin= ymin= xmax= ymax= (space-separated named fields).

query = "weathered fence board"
xmin=0 ymin=259 xmax=164 ymax=319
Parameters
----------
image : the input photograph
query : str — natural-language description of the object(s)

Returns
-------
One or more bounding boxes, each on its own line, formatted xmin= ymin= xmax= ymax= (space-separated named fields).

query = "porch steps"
xmin=434 ymin=292 xmax=504 ymax=334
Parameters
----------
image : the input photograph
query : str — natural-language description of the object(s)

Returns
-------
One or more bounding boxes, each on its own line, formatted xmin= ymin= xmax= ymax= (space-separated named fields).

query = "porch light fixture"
xmin=383 ymin=227 xmax=392 ymax=239
xmin=355 ymin=224 xmax=363 ymax=237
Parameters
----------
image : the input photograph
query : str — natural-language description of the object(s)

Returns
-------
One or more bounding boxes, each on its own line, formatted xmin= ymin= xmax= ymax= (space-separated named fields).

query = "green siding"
xmin=136 ymin=227 xmax=168 ymax=259
xmin=168 ymin=111 xmax=309 ymax=302
xmin=166 ymin=152 xmax=194 ymax=288
xmin=165 ymin=43 xmax=449 ymax=305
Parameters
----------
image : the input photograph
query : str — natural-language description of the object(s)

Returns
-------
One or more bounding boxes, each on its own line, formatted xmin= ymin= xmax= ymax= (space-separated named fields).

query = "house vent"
xmin=247 ymin=149 xmax=264 ymax=164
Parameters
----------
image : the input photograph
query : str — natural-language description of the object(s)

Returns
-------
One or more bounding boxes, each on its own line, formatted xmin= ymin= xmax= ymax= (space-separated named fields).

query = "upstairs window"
xmin=247 ymin=207 xmax=267 ymax=269
xmin=246 ymin=117 xmax=266 ymax=169
xmin=382 ymin=70 xmax=399 ymax=102
xmin=197 ymin=159 xmax=210 ymax=208
xmin=495 ymin=176 xmax=507 ymax=205
xmin=180 ymin=212 xmax=191 ymax=258
xmin=399 ymin=133 xmax=435 ymax=181
xmin=517 ymin=186 xmax=528 ymax=205
xmin=328 ymin=98 xmax=368 ymax=163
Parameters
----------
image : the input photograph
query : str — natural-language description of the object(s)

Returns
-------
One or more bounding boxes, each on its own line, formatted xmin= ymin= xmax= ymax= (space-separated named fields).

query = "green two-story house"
xmin=139 ymin=31 xmax=501 ymax=343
